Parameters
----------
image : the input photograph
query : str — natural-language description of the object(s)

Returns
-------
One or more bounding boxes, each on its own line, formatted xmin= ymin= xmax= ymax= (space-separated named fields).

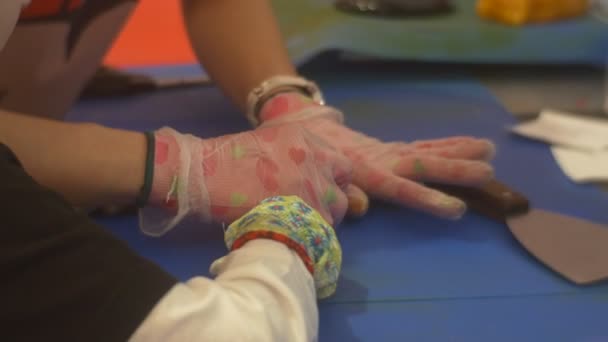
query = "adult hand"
xmin=259 ymin=92 xmax=496 ymax=219
xmin=139 ymin=124 xmax=353 ymax=236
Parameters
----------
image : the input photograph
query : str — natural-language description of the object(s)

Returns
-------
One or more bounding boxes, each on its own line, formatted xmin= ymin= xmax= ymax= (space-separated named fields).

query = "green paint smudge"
xmin=232 ymin=145 xmax=246 ymax=159
xmin=299 ymin=94 xmax=314 ymax=103
xmin=413 ymin=159 xmax=426 ymax=175
xmin=323 ymin=187 xmax=337 ymax=205
xmin=388 ymin=158 xmax=400 ymax=171
xmin=230 ymin=193 xmax=248 ymax=206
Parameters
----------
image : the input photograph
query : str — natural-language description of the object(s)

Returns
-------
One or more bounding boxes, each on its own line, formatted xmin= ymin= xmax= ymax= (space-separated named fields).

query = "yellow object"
xmin=477 ymin=0 xmax=590 ymax=26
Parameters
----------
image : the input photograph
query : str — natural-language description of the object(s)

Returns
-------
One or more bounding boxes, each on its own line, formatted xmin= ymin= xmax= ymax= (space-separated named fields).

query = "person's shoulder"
xmin=0 ymin=0 xmax=30 ymax=49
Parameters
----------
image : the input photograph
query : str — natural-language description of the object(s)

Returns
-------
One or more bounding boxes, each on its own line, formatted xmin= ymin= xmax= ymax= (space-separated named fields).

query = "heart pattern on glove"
xmin=256 ymin=157 xmax=280 ymax=192
xmin=155 ymin=140 xmax=169 ymax=165
xmin=289 ymin=147 xmax=307 ymax=165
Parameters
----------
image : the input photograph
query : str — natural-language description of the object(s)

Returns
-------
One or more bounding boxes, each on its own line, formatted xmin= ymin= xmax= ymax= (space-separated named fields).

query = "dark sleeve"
xmin=0 ymin=143 xmax=177 ymax=342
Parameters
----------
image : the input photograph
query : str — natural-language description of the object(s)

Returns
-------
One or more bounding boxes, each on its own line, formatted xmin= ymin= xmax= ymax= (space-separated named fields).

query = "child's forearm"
xmin=131 ymin=239 xmax=317 ymax=342
xmin=1 ymin=143 xmax=317 ymax=342
xmin=0 ymin=110 xmax=146 ymax=208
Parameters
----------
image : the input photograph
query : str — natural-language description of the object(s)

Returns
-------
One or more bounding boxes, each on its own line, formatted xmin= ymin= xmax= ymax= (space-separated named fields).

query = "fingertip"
xmin=390 ymin=179 xmax=464 ymax=221
xmin=447 ymin=200 xmax=467 ymax=220
xmin=324 ymin=186 xmax=350 ymax=226
xmin=481 ymin=139 xmax=497 ymax=161
xmin=478 ymin=163 xmax=495 ymax=183
xmin=346 ymin=185 xmax=369 ymax=218
xmin=320 ymin=210 xmax=335 ymax=227
xmin=446 ymin=205 xmax=467 ymax=221
xmin=433 ymin=195 xmax=467 ymax=220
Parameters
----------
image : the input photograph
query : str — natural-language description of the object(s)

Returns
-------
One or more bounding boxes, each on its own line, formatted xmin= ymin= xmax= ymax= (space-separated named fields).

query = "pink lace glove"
xmin=258 ymin=92 xmax=496 ymax=219
xmin=139 ymin=125 xmax=352 ymax=236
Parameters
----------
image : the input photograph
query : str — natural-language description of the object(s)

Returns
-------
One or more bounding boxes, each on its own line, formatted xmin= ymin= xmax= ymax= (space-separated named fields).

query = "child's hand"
xmin=225 ymin=196 xmax=342 ymax=299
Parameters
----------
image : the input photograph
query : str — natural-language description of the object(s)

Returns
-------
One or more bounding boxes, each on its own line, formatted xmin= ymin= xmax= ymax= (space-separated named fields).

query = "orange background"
xmin=104 ymin=1 xmax=196 ymax=66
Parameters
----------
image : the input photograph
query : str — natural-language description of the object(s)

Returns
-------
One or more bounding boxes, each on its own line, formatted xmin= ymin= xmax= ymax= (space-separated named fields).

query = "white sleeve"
xmin=0 ymin=0 xmax=29 ymax=50
xmin=129 ymin=239 xmax=318 ymax=342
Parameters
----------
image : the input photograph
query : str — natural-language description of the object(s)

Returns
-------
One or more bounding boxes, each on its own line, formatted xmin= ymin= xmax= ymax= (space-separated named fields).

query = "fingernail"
xmin=438 ymin=196 xmax=467 ymax=220
xmin=347 ymin=195 xmax=369 ymax=217
xmin=482 ymin=139 xmax=497 ymax=160
xmin=477 ymin=164 xmax=495 ymax=181
xmin=484 ymin=165 xmax=495 ymax=179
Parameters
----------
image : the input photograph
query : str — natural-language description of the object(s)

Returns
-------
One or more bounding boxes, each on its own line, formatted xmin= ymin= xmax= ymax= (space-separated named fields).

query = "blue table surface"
xmin=68 ymin=59 xmax=608 ymax=341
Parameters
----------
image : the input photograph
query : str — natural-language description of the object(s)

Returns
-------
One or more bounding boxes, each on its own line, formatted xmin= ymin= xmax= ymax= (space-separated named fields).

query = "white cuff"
xmin=129 ymin=239 xmax=318 ymax=342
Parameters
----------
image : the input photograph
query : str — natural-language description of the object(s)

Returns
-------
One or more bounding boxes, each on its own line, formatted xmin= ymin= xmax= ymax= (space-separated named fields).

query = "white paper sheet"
xmin=511 ymin=109 xmax=608 ymax=152
xmin=511 ymin=109 xmax=608 ymax=183
xmin=551 ymin=147 xmax=608 ymax=183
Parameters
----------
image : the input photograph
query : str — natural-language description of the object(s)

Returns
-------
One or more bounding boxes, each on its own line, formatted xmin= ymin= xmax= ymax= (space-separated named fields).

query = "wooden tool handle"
xmin=432 ymin=180 xmax=530 ymax=221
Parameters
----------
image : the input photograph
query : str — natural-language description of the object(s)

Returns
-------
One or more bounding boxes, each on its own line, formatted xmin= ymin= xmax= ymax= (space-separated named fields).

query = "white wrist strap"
xmin=246 ymin=75 xmax=325 ymax=127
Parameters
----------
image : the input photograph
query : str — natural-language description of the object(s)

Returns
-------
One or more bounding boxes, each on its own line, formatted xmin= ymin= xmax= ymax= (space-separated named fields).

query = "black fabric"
xmin=0 ymin=143 xmax=177 ymax=342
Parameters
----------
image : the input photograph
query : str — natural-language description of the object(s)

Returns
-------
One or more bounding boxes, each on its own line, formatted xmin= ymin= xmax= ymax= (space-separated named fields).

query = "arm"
xmin=0 ymin=147 xmax=317 ymax=341
xmin=181 ymin=0 xmax=297 ymax=110
xmin=130 ymin=239 xmax=317 ymax=342
xmin=179 ymin=0 xmax=495 ymax=219
xmin=0 ymin=109 xmax=351 ymax=233
xmin=133 ymin=195 xmax=341 ymax=341
xmin=0 ymin=109 xmax=146 ymax=208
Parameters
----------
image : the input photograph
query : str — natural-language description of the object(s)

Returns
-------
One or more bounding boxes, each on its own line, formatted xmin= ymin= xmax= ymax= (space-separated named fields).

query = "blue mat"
xmin=68 ymin=59 xmax=608 ymax=340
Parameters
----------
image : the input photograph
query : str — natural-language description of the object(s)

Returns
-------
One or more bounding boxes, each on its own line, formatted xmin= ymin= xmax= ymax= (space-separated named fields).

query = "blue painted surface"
xmin=319 ymin=294 xmax=608 ymax=341
xmin=67 ymin=60 xmax=608 ymax=341
xmin=273 ymin=0 xmax=608 ymax=66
